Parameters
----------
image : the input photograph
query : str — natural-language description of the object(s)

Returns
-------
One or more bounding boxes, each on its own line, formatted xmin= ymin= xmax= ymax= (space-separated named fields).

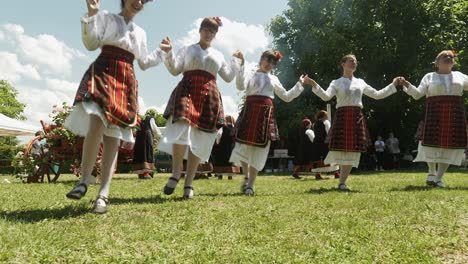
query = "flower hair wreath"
xmin=275 ymin=51 xmax=283 ymax=61
xmin=213 ymin=17 xmax=223 ymax=27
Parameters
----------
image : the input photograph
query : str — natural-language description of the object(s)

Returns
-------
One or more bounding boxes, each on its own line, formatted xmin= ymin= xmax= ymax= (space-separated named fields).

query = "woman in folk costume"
xmin=291 ymin=118 xmax=315 ymax=179
xmin=308 ymin=54 xmax=400 ymax=191
xmin=158 ymin=17 xmax=244 ymax=199
xmin=211 ymin=115 xmax=237 ymax=179
xmin=309 ymin=110 xmax=340 ymax=179
xmin=400 ymin=50 xmax=468 ymax=188
xmin=65 ymin=0 xmax=164 ymax=214
xmin=230 ymin=50 xmax=309 ymax=195
xmin=133 ymin=113 xmax=162 ymax=179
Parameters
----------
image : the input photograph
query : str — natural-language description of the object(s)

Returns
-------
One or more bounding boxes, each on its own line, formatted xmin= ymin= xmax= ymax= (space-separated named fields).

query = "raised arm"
xmin=402 ymin=74 xmax=429 ymax=100
xmin=218 ymin=56 xmax=242 ymax=83
xmin=81 ymin=1 xmax=106 ymax=51
xmin=160 ymin=36 xmax=185 ymax=76
xmin=138 ymin=32 xmax=166 ymax=71
xmin=311 ymin=80 xmax=337 ymax=101
xmin=363 ymin=79 xmax=397 ymax=100
xmin=235 ymin=65 xmax=246 ymax=91
xmin=272 ymin=75 xmax=304 ymax=102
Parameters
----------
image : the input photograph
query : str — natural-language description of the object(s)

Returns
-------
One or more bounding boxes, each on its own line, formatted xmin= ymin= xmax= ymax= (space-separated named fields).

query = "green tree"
xmin=269 ymin=0 xmax=468 ymax=151
xmin=143 ymin=108 xmax=166 ymax=127
xmin=0 ymin=80 xmax=27 ymax=173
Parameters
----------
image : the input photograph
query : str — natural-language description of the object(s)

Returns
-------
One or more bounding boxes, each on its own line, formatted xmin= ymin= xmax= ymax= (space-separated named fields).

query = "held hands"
xmin=300 ymin=74 xmax=318 ymax=87
xmin=160 ymin=37 xmax=172 ymax=53
xmin=232 ymin=50 xmax=245 ymax=65
xmin=86 ymin=0 xmax=99 ymax=16
xmin=393 ymin=77 xmax=411 ymax=89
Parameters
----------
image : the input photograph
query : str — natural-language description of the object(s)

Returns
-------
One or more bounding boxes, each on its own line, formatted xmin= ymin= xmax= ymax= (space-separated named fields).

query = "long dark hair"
xmin=121 ymin=0 xmax=124 ymax=9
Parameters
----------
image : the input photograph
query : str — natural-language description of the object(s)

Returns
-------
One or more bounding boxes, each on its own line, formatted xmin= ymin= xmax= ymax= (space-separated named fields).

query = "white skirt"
xmin=310 ymin=164 xmax=340 ymax=173
xmin=325 ymin=151 xmax=361 ymax=168
xmin=413 ymin=142 xmax=465 ymax=166
xmin=157 ymin=117 xmax=217 ymax=162
xmin=229 ymin=141 xmax=271 ymax=171
xmin=64 ymin=101 xmax=134 ymax=143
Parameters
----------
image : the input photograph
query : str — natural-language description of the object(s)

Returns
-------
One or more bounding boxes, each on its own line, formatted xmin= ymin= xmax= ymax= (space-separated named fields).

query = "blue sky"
xmin=1 ymin=0 xmax=289 ymax=128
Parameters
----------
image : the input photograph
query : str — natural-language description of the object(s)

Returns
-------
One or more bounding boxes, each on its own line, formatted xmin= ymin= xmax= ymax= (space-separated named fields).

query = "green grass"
xmin=0 ymin=169 xmax=467 ymax=263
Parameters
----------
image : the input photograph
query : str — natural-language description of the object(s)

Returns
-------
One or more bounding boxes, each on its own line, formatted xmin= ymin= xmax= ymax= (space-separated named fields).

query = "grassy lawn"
xmin=0 ymin=169 xmax=467 ymax=263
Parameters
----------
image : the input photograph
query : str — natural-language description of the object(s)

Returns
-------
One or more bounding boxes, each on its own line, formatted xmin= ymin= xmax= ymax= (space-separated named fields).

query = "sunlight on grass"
xmin=1 ymin=170 xmax=467 ymax=263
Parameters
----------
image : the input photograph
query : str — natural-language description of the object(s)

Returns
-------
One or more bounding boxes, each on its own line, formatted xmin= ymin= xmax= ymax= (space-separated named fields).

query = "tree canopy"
xmin=269 ymin=0 xmax=468 ymax=151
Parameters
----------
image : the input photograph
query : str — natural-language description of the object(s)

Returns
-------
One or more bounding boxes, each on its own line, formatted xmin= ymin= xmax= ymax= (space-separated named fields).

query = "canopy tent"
xmin=0 ymin=113 xmax=40 ymax=136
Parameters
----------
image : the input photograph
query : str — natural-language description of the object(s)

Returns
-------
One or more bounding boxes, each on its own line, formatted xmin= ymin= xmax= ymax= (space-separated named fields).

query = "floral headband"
xmin=275 ymin=51 xmax=283 ymax=61
xmin=214 ymin=17 xmax=223 ymax=27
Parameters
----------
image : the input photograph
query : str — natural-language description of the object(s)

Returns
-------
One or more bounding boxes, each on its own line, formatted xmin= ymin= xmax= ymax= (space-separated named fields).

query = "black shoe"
xmin=66 ymin=183 xmax=88 ymax=200
xmin=163 ymin=177 xmax=179 ymax=195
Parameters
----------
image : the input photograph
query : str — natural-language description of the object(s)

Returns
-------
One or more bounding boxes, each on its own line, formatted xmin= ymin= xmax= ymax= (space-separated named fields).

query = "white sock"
xmin=97 ymin=135 xmax=119 ymax=198
xmin=427 ymin=162 xmax=436 ymax=176
xmin=435 ymin=163 xmax=449 ymax=182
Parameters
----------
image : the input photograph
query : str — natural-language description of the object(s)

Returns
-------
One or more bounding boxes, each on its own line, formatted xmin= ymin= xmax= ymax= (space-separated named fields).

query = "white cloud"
xmin=177 ymin=17 xmax=269 ymax=55
xmin=44 ymin=78 xmax=79 ymax=93
xmin=139 ymin=96 xmax=166 ymax=115
xmin=0 ymin=23 xmax=87 ymax=77
xmin=222 ymin=95 xmax=240 ymax=119
xmin=16 ymin=84 xmax=74 ymax=125
xmin=0 ymin=52 xmax=41 ymax=82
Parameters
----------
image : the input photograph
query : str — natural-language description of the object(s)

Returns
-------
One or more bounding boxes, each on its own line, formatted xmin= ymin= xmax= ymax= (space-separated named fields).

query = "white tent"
xmin=0 ymin=114 xmax=41 ymax=136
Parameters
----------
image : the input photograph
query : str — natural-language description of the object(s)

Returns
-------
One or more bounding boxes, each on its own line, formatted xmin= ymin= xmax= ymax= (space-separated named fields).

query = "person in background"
xmin=291 ymin=118 xmax=315 ymax=179
xmin=374 ymin=135 xmax=385 ymax=171
xmin=385 ymin=132 xmax=400 ymax=169
xmin=310 ymin=110 xmax=340 ymax=179
xmin=133 ymin=113 xmax=162 ymax=179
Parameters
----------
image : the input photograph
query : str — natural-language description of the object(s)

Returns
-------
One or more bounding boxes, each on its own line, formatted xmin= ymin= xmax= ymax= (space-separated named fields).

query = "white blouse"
xmin=165 ymin=44 xmax=241 ymax=82
xmin=312 ymin=77 xmax=397 ymax=108
xmin=305 ymin=129 xmax=315 ymax=142
xmin=236 ymin=66 xmax=304 ymax=102
xmin=403 ymin=71 xmax=468 ymax=99
xmin=81 ymin=11 xmax=165 ymax=70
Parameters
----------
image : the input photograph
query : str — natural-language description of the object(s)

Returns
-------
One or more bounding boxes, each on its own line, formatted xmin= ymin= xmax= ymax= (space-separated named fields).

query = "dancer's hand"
xmin=160 ymin=37 xmax=172 ymax=53
xmin=392 ymin=77 xmax=402 ymax=87
xmin=233 ymin=50 xmax=245 ymax=65
xmin=86 ymin=0 xmax=99 ymax=16
xmin=399 ymin=77 xmax=411 ymax=88
xmin=301 ymin=75 xmax=318 ymax=87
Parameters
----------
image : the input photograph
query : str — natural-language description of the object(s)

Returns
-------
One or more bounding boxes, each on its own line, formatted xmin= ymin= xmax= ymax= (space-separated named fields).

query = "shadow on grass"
xmin=110 ymin=195 xmax=172 ymax=205
xmin=389 ymin=185 xmax=468 ymax=192
xmin=307 ymin=188 xmax=361 ymax=194
xmin=0 ymin=204 xmax=89 ymax=223
xmin=198 ymin=192 xmax=248 ymax=198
